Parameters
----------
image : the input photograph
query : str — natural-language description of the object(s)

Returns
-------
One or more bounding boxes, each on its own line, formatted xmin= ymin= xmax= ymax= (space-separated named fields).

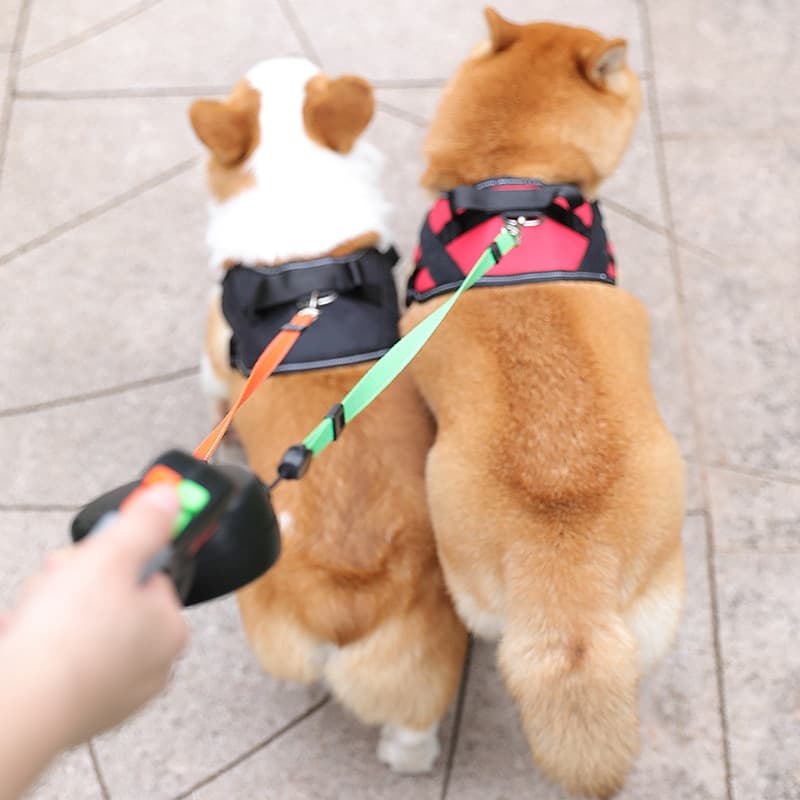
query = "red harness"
xmin=407 ymin=178 xmax=616 ymax=303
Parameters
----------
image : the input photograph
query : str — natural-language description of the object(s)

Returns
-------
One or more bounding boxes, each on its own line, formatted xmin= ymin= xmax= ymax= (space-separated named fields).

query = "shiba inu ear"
xmin=484 ymin=7 xmax=520 ymax=53
xmin=582 ymin=38 xmax=629 ymax=92
xmin=303 ymin=74 xmax=374 ymax=154
xmin=189 ymin=98 xmax=256 ymax=165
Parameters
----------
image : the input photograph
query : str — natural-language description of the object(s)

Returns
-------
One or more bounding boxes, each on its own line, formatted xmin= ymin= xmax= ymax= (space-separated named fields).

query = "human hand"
xmin=0 ymin=485 xmax=190 ymax=749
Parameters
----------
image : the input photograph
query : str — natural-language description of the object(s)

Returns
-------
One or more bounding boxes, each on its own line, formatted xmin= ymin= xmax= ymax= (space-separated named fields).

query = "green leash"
xmin=274 ymin=222 xmax=521 ymax=483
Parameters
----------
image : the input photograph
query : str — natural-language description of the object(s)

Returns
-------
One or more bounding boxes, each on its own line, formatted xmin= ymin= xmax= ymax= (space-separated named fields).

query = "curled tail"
xmin=498 ymin=555 xmax=641 ymax=798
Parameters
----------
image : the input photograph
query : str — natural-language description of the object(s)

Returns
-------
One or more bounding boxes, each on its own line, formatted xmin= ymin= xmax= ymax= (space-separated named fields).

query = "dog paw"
xmin=377 ymin=723 xmax=439 ymax=774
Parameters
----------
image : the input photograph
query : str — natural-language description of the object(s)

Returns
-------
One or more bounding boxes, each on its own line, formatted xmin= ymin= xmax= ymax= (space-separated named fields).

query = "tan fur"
xmin=194 ymin=71 xmax=467 ymax=756
xmin=190 ymin=80 xmax=260 ymax=201
xmin=421 ymin=16 xmax=641 ymax=199
xmin=401 ymin=11 xmax=685 ymax=797
xmin=303 ymin=75 xmax=375 ymax=154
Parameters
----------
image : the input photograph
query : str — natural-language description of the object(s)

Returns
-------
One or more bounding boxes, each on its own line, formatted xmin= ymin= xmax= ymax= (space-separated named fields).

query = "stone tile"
xmin=17 ymin=0 xmax=301 ymax=92
xmin=191 ymin=697 xmax=454 ymax=800
xmin=0 ymin=95 xmax=200 ymax=259
xmin=708 ymin=468 xmax=800 ymax=553
xmin=649 ymin=0 xmax=800 ymax=132
xmin=602 ymin=80 xmax=665 ymax=228
xmin=663 ymin=135 xmax=800 ymax=264
xmin=22 ymin=0 xmax=149 ymax=65
xmin=291 ymin=0 xmax=645 ymax=83
xmin=0 ymin=165 xmax=210 ymax=411
xmin=603 ymin=207 xmax=696 ymax=460
xmin=717 ymin=551 xmax=800 ymax=800
xmin=95 ymin=596 xmax=327 ymax=800
xmin=0 ymin=0 xmax=20 ymax=51
xmin=685 ymin=461 xmax=704 ymax=515
xmin=0 ymin=511 xmax=73 ymax=606
xmin=679 ymin=245 xmax=799 ymax=474
xmin=374 ymin=87 xmax=443 ymax=128
xmin=0 ymin=50 xmax=9 ymax=110
xmin=367 ymin=107 xmax=429 ymax=288
xmin=0 ymin=375 xmax=209 ymax=507
xmin=25 ymin=745 xmax=103 ymax=800
xmin=447 ymin=517 xmax=726 ymax=799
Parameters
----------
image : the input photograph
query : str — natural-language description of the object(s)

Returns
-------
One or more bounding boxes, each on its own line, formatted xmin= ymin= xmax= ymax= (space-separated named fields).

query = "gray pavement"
xmin=0 ymin=1 xmax=798 ymax=798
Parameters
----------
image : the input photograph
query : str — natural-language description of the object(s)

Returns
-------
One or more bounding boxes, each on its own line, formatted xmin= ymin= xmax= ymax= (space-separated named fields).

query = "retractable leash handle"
xmin=71 ymin=306 xmax=318 ymax=606
xmin=72 ymin=451 xmax=282 ymax=605
xmin=275 ymin=223 xmax=522 ymax=482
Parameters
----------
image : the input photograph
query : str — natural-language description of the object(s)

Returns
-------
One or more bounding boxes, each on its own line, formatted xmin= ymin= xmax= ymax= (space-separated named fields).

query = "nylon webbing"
xmin=299 ymin=225 xmax=520 ymax=458
xmin=193 ymin=308 xmax=318 ymax=461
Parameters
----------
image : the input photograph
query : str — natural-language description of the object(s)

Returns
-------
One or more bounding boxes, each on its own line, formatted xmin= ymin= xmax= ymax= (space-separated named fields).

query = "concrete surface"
xmin=0 ymin=0 xmax=797 ymax=798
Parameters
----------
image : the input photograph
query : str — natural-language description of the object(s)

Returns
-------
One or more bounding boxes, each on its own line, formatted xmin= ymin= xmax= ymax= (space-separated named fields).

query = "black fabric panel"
xmin=417 ymin=218 xmax=466 ymax=285
xmin=222 ymin=248 xmax=400 ymax=375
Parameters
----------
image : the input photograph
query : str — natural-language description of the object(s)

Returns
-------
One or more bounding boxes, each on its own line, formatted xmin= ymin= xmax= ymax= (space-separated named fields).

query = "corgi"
xmin=401 ymin=11 xmax=686 ymax=796
xmin=189 ymin=57 xmax=467 ymax=773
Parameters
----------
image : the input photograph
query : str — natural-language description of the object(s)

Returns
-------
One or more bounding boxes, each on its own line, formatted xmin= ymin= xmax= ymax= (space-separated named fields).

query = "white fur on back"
xmin=205 ymin=57 xmax=391 ymax=271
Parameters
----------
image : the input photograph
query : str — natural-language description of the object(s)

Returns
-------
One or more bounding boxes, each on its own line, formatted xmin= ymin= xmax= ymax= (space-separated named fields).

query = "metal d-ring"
xmin=301 ymin=290 xmax=338 ymax=311
xmin=512 ymin=214 xmax=545 ymax=227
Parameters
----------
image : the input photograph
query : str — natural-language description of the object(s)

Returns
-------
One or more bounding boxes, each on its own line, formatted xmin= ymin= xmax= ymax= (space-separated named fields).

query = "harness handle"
xmin=193 ymin=307 xmax=319 ymax=461
xmin=449 ymin=181 xmax=583 ymax=216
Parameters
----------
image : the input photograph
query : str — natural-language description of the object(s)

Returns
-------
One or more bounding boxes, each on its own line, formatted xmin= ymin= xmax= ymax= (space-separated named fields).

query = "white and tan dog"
xmin=190 ymin=58 xmax=467 ymax=772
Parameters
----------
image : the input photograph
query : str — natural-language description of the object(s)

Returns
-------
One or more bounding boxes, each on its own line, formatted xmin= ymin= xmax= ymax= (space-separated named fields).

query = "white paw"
xmin=377 ymin=723 xmax=440 ymax=774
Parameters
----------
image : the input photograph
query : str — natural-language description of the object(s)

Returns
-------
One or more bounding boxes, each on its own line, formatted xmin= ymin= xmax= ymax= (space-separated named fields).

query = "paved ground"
xmin=0 ymin=1 xmax=797 ymax=798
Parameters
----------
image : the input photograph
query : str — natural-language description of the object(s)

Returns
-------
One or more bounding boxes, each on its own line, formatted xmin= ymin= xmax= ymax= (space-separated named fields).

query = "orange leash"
xmin=193 ymin=308 xmax=319 ymax=461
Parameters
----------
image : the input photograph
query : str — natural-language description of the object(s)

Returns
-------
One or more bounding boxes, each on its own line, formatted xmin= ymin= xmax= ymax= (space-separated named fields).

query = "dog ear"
xmin=303 ymin=75 xmax=375 ymax=154
xmin=189 ymin=99 xmax=255 ymax=165
xmin=581 ymin=38 xmax=629 ymax=91
xmin=484 ymin=7 xmax=520 ymax=53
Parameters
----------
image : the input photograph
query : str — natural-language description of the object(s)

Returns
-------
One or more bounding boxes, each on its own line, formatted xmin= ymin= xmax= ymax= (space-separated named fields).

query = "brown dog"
xmin=401 ymin=11 xmax=685 ymax=797
xmin=190 ymin=57 xmax=466 ymax=772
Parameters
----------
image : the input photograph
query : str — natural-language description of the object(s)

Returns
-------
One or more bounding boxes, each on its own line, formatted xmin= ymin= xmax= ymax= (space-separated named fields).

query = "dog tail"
xmin=498 ymin=548 xmax=640 ymax=798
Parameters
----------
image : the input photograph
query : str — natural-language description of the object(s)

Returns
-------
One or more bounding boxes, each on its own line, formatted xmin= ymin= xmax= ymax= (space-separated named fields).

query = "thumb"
xmin=100 ymin=484 xmax=181 ymax=571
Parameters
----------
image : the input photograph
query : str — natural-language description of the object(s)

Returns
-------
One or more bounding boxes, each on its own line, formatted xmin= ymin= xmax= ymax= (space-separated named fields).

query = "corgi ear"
xmin=582 ymin=38 xmax=629 ymax=92
xmin=189 ymin=99 xmax=255 ymax=165
xmin=484 ymin=7 xmax=520 ymax=53
xmin=303 ymin=74 xmax=374 ymax=154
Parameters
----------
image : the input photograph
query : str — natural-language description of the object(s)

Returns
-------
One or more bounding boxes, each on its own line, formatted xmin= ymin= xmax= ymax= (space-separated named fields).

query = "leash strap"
xmin=277 ymin=225 xmax=520 ymax=480
xmin=193 ymin=308 xmax=319 ymax=461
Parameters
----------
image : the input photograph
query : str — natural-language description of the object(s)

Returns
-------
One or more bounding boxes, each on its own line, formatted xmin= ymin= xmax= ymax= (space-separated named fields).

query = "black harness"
xmin=222 ymin=247 xmax=400 ymax=375
xmin=407 ymin=178 xmax=616 ymax=304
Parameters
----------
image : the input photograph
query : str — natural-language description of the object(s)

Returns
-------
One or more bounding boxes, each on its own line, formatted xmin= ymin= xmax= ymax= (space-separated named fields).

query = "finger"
xmin=0 ymin=612 xmax=11 ymax=635
xmin=143 ymin=574 xmax=191 ymax=654
xmin=98 ymin=485 xmax=181 ymax=571
xmin=43 ymin=547 xmax=75 ymax=571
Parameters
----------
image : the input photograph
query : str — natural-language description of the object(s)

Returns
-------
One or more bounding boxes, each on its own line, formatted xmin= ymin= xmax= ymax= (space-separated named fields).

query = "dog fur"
xmin=401 ymin=12 xmax=686 ymax=797
xmin=190 ymin=57 xmax=467 ymax=773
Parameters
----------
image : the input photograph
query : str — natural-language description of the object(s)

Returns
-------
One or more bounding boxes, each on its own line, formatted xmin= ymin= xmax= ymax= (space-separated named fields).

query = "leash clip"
xmin=502 ymin=217 xmax=522 ymax=245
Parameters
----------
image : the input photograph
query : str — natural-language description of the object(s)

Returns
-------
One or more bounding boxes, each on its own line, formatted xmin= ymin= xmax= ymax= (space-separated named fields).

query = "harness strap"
xmin=193 ymin=308 xmax=319 ymax=461
xmin=276 ymin=224 xmax=521 ymax=480
xmin=418 ymin=217 xmax=467 ymax=285
xmin=226 ymin=247 xmax=399 ymax=314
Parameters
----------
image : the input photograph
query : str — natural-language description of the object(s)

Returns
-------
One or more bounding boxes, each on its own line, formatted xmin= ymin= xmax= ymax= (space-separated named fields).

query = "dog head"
xmin=189 ymin=58 xmax=390 ymax=270
xmin=422 ymin=9 xmax=642 ymax=197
